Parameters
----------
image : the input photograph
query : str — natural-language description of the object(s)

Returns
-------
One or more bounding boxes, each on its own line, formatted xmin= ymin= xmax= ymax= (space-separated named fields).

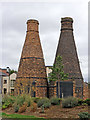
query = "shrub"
xmin=37 ymin=97 xmax=50 ymax=107
xmin=2 ymin=95 xmax=15 ymax=109
xmin=41 ymin=105 xmax=44 ymax=113
xmin=78 ymin=112 xmax=90 ymax=119
xmin=18 ymin=104 xmax=27 ymax=113
xmin=44 ymin=102 xmax=51 ymax=108
xmin=84 ymin=98 xmax=90 ymax=106
xmin=15 ymin=95 xmax=25 ymax=107
xmin=30 ymin=102 xmax=37 ymax=112
xmin=32 ymin=97 xmax=40 ymax=103
xmin=25 ymin=96 xmax=32 ymax=107
xmin=2 ymin=95 xmax=15 ymax=108
xmin=14 ymin=104 xmax=19 ymax=112
xmin=2 ymin=102 xmax=11 ymax=110
xmin=78 ymin=99 xmax=83 ymax=105
xmin=50 ymin=97 xmax=60 ymax=105
xmin=62 ymin=96 xmax=78 ymax=108
xmin=82 ymin=103 xmax=88 ymax=106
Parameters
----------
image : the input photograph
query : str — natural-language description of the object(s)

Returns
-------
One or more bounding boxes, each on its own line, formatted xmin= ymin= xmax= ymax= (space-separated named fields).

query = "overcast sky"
xmin=0 ymin=1 xmax=88 ymax=82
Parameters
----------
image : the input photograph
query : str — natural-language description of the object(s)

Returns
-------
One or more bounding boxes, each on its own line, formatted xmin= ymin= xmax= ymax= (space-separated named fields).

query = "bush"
xmin=14 ymin=104 xmax=19 ymax=112
xmin=62 ymin=96 xmax=78 ymax=108
xmin=15 ymin=95 xmax=25 ymax=107
xmin=84 ymin=98 xmax=90 ymax=106
xmin=82 ymin=103 xmax=88 ymax=106
xmin=37 ymin=97 xmax=50 ymax=107
xmin=41 ymin=105 xmax=44 ymax=113
xmin=24 ymin=96 xmax=32 ymax=107
xmin=2 ymin=95 xmax=15 ymax=108
xmin=30 ymin=102 xmax=37 ymax=112
xmin=18 ymin=104 xmax=27 ymax=113
xmin=32 ymin=97 xmax=40 ymax=103
xmin=2 ymin=102 xmax=11 ymax=110
xmin=50 ymin=97 xmax=60 ymax=105
xmin=2 ymin=95 xmax=15 ymax=109
xmin=78 ymin=99 xmax=83 ymax=105
xmin=78 ymin=112 xmax=90 ymax=119
xmin=44 ymin=102 xmax=51 ymax=108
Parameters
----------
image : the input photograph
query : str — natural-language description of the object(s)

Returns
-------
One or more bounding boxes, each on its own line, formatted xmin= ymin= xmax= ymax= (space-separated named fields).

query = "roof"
xmin=0 ymin=71 xmax=8 ymax=76
xmin=0 ymin=68 xmax=9 ymax=75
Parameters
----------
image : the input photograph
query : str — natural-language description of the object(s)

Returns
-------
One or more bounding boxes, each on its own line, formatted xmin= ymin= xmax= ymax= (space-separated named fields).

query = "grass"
xmin=0 ymin=112 xmax=46 ymax=119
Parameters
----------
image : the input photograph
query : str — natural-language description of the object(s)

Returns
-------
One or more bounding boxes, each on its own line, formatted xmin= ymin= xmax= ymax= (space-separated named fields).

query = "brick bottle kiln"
xmin=54 ymin=17 xmax=83 ymax=99
xmin=15 ymin=19 xmax=47 ymax=97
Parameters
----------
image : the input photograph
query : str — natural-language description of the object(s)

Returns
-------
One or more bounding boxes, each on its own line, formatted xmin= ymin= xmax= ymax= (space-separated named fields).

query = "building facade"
xmin=0 ymin=68 xmax=10 ymax=95
xmin=10 ymin=73 xmax=17 ymax=95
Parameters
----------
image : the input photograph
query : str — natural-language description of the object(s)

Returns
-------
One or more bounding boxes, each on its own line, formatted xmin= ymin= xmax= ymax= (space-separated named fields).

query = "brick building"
xmin=15 ymin=18 xmax=88 ymax=99
xmin=15 ymin=19 xmax=47 ymax=97
xmin=49 ymin=17 xmax=84 ymax=99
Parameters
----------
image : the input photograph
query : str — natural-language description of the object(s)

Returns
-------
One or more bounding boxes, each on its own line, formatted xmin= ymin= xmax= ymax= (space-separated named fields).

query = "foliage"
xmin=62 ymin=96 xmax=78 ymax=108
xmin=78 ymin=99 xmax=83 ymax=105
xmin=49 ymin=55 xmax=68 ymax=82
xmin=2 ymin=95 xmax=15 ymax=109
xmin=88 ymin=83 xmax=90 ymax=89
xmin=82 ymin=103 xmax=88 ymax=106
xmin=2 ymin=95 xmax=15 ymax=105
xmin=37 ymin=98 xmax=50 ymax=107
xmin=18 ymin=104 xmax=27 ymax=113
xmin=44 ymin=102 xmax=51 ymax=108
xmin=78 ymin=112 xmax=90 ymax=119
xmin=2 ymin=102 xmax=10 ymax=110
xmin=9 ymin=69 xmax=17 ymax=75
xmin=30 ymin=102 xmax=37 ymax=112
xmin=41 ymin=105 xmax=44 ymax=113
xmin=24 ymin=95 xmax=32 ymax=107
xmin=32 ymin=97 xmax=40 ymax=103
xmin=84 ymin=98 xmax=90 ymax=106
xmin=14 ymin=104 xmax=19 ymax=112
xmin=50 ymin=97 xmax=60 ymax=105
xmin=15 ymin=95 xmax=25 ymax=107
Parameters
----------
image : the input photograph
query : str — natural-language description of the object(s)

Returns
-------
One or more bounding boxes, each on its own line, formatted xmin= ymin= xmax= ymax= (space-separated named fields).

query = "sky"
xmin=0 ymin=0 xmax=88 ymax=82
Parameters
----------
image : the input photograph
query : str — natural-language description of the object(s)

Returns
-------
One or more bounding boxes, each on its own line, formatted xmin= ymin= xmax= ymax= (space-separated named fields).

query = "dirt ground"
xmin=2 ymin=105 xmax=89 ymax=119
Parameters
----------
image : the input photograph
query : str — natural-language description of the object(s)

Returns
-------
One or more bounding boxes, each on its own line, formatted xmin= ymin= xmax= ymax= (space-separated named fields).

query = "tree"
xmin=9 ymin=69 xmax=17 ymax=75
xmin=49 ymin=55 xmax=68 ymax=98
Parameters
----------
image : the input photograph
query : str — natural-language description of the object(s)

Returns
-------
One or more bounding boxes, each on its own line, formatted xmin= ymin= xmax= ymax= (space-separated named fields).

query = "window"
xmin=4 ymin=88 xmax=7 ymax=94
xmin=11 ymin=80 xmax=15 ymax=87
xmin=11 ymin=89 xmax=14 ymax=95
xmin=4 ymin=80 xmax=7 ymax=84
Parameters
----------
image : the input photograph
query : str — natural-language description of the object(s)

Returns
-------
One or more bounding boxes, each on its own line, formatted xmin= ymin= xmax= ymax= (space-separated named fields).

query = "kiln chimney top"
xmin=27 ymin=19 xmax=39 ymax=24
xmin=61 ymin=17 xmax=73 ymax=31
xmin=27 ymin=19 xmax=39 ymax=32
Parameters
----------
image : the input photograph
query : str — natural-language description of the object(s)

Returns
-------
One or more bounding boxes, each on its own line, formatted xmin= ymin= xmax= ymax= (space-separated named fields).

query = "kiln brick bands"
xmin=15 ymin=19 xmax=47 ymax=97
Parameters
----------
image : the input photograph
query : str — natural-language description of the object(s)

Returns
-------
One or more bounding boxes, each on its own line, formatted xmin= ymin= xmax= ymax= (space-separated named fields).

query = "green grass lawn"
xmin=0 ymin=112 xmax=46 ymax=119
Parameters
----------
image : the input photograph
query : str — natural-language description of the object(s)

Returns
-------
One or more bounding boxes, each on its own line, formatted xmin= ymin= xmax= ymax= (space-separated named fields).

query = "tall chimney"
xmin=15 ymin=19 xmax=47 ymax=97
xmin=54 ymin=17 xmax=83 ymax=98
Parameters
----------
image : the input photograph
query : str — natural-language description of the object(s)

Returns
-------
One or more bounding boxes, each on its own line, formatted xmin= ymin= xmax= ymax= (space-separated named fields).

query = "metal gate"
xmin=57 ymin=81 xmax=73 ymax=98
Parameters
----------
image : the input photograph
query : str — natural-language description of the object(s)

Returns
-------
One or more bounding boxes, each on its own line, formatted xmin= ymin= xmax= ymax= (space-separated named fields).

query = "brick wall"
xmin=83 ymin=82 xmax=88 ymax=100
xmin=54 ymin=17 xmax=83 ymax=99
xmin=15 ymin=19 xmax=47 ymax=97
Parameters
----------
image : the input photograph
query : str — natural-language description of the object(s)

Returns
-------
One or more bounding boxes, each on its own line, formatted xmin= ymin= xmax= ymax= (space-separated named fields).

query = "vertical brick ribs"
xmin=15 ymin=19 xmax=47 ymax=97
